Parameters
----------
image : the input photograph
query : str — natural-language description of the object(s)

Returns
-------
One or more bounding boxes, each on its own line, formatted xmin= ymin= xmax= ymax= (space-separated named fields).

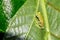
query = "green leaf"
xmin=0 ymin=0 xmax=26 ymax=32
xmin=38 ymin=0 xmax=60 ymax=40
xmin=46 ymin=2 xmax=60 ymax=40
xmin=3 ymin=0 xmax=60 ymax=40
xmin=4 ymin=0 xmax=42 ymax=40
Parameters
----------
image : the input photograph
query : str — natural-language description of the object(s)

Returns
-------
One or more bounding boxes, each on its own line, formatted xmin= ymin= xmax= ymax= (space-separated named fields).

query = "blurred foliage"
xmin=0 ymin=0 xmax=60 ymax=40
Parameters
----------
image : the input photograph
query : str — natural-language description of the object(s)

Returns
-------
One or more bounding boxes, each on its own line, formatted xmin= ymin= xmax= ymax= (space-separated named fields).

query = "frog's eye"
xmin=35 ymin=12 xmax=44 ymax=29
